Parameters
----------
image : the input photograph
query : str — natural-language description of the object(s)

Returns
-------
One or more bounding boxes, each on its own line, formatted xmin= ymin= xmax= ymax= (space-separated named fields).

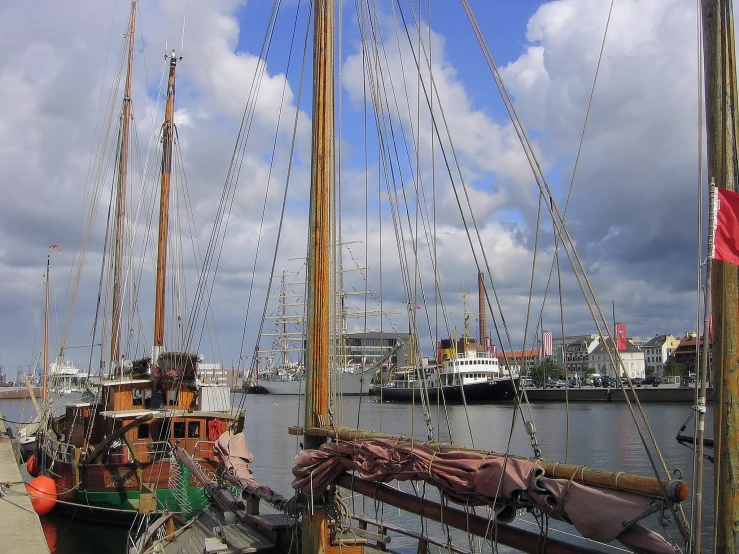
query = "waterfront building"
xmin=673 ymin=332 xmax=711 ymax=376
xmin=344 ymin=331 xmax=411 ymax=368
xmin=501 ymin=349 xmax=540 ymax=375
xmin=588 ymin=338 xmax=646 ymax=379
xmin=199 ymin=363 xmax=239 ymax=387
xmin=564 ymin=336 xmax=601 ymax=379
xmin=552 ymin=334 xmax=598 ymax=369
xmin=642 ymin=334 xmax=680 ymax=376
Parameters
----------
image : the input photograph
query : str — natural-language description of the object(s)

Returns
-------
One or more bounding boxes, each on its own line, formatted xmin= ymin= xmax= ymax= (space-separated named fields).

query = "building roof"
xmin=501 ymin=349 xmax=539 ymax=359
xmin=675 ymin=335 xmax=709 ymax=351
xmin=643 ymin=334 xmax=672 ymax=347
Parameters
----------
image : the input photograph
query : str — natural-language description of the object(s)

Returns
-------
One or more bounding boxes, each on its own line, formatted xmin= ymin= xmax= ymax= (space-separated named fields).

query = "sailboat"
xmin=126 ymin=1 xmax=739 ymax=553
xmin=27 ymin=0 xmax=244 ymax=520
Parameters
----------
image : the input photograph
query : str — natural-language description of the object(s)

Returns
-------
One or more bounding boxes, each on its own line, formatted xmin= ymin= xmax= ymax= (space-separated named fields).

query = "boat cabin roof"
xmin=98 ymin=408 xmax=243 ymax=420
xmin=94 ymin=377 xmax=153 ymax=387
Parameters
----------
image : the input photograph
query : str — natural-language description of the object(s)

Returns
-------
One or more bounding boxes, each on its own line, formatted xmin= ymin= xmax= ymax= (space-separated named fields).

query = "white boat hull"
xmin=257 ymin=371 xmax=369 ymax=395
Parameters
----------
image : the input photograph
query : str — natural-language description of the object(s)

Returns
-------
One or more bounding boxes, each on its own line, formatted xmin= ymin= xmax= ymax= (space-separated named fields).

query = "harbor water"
xmin=0 ymin=392 xmax=714 ymax=553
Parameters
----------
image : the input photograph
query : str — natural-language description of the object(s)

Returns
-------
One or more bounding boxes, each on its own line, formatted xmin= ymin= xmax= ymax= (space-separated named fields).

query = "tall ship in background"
xmin=244 ymin=267 xmax=371 ymax=395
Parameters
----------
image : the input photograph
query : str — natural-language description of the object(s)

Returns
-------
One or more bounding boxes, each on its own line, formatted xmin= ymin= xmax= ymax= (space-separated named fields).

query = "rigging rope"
xmin=458 ymin=0 xmax=692 ymax=541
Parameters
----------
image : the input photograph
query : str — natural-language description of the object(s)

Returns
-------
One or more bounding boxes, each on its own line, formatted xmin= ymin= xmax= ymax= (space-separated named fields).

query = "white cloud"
xmin=0 ymin=0 xmax=716 ymax=376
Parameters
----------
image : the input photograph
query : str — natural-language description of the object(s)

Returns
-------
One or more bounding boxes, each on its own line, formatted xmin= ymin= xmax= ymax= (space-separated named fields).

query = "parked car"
xmin=601 ymin=377 xmax=617 ymax=388
xmin=642 ymin=376 xmax=662 ymax=386
xmin=523 ymin=378 xmax=535 ymax=388
xmin=631 ymin=377 xmax=644 ymax=386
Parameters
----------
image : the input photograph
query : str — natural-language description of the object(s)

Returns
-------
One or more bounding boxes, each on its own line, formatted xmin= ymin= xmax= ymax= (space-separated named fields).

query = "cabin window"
xmin=188 ymin=422 xmax=200 ymax=439
xmin=133 ymin=388 xmax=152 ymax=407
xmin=173 ymin=421 xmax=186 ymax=439
xmin=138 ymin=423 xmax=150 ymax=440
xmin=168 ymin=389 xmax=179 ymax=407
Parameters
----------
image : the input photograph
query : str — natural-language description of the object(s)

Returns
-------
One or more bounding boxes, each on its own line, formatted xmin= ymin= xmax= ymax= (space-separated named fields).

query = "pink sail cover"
xmin=214 ymin=431 xmax=255 ymax=481
xmin=213 ymin=431 xmax=288 ymax=508
xmin=292 ymin=439 xmax=677 ymax=553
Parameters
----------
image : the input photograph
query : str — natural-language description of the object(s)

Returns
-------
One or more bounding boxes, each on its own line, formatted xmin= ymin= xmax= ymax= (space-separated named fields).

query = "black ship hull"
xmin=371 ymin=378 xmax=517 ymax=403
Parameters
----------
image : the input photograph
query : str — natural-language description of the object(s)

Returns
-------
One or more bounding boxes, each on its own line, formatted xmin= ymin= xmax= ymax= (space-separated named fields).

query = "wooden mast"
xmin=304 ymin=0 xmax=333 ymax=460
xmin=153 ymin=50 xmax=179 ymax=363
xmin=111 ymin=0 xmax=136 ymax=372
xmin=701 ymin=0 xmax=739 ymax=551
xmin=302 ymin=0 xmax=338 ymax=552
xmin=42 ymin=255 xmax=49 ymax=403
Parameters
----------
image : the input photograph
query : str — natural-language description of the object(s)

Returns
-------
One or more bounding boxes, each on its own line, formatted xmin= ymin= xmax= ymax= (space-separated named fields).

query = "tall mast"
xmin=281 ymin=271 xmax=288 ymax=367
xmin=303 ymin=0 xmax=334 ymax=551
xmin=42 ymin=255 xmax=49 ymax=403
xmin=478 ymin=272 xmax=486 ymax=346
xmin=304 ymin=0 xmax=334 ymax=455
xmin=111 ymin=0 xmax=137 ymax=371
xmin=701 ymin=0 xmax=739 ymax=551
xmin=153 ymin=50 xmax=179 ymax=362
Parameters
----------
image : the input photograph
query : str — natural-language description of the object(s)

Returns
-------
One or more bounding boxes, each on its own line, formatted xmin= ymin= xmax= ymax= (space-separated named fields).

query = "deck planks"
xmin=166 ymin=507 xmax=280 ymax=554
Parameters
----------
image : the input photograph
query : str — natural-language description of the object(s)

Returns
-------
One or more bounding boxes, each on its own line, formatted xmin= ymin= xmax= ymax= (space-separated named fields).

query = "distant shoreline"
xmin=524 ymin=383 xmax=710 ymax=402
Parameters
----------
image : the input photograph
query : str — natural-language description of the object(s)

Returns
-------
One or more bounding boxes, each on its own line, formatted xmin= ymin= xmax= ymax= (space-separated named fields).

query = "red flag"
xmin=714 ymin=188 xmax=739 ymax=265
xmin=541 ymin=331 xmax=553 ymax=357
xmin=49 ymin=244 xmax=68 ymax=260
xmin=615 ymin=323 xmax=627 ymax=351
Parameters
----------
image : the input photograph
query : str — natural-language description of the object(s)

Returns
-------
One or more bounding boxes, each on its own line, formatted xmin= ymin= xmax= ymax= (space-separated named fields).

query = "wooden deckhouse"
xmin=41 ymin=372 xmax=243 ymax=517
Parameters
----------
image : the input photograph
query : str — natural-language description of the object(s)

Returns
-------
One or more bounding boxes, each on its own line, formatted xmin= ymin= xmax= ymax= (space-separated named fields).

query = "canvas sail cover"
xmin=213 ymin=431 xmax=288 ymax=508
xmin=151 ymin=351 xmax=199 ymax=380
xmin=292 ymin=438 xmax=677 ymax=553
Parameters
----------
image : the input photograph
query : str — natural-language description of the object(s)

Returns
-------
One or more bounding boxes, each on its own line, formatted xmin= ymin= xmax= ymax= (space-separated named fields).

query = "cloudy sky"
xmin=0 ymin=0 xmax=714 ymax=378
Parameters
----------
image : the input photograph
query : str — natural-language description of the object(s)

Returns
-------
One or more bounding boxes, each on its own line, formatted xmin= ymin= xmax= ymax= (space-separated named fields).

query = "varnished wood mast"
xmin=153 ymin=52 xmax=178 ymax=355
xmin=303 ymin=0 xmax=333 ymax=466
xmin=111 ymin=0 xmax=136 ymax=368
xmin=303 ymin=0 xmax=336 ymax=553
xmin=702 ymin=1 xmax=739 ymax=551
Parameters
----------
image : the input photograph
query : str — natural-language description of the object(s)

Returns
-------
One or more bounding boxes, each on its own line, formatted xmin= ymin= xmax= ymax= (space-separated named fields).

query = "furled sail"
xmin=292 ymin=438 xmax=678 ymax=553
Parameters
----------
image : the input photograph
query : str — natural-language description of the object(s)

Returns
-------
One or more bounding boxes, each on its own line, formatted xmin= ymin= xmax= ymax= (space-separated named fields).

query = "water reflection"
xmin=0 ymin=393 xmax=713 ymax=553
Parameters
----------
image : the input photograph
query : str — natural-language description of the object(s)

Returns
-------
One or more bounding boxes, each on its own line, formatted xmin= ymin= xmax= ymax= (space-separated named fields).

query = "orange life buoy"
xmin=26 ymin=475 xmax=56 ymax=515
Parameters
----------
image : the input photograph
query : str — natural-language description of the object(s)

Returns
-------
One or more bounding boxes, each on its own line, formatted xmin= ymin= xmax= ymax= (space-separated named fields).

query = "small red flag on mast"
xmin=49 ymin=244 xmax=68 ymax=260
